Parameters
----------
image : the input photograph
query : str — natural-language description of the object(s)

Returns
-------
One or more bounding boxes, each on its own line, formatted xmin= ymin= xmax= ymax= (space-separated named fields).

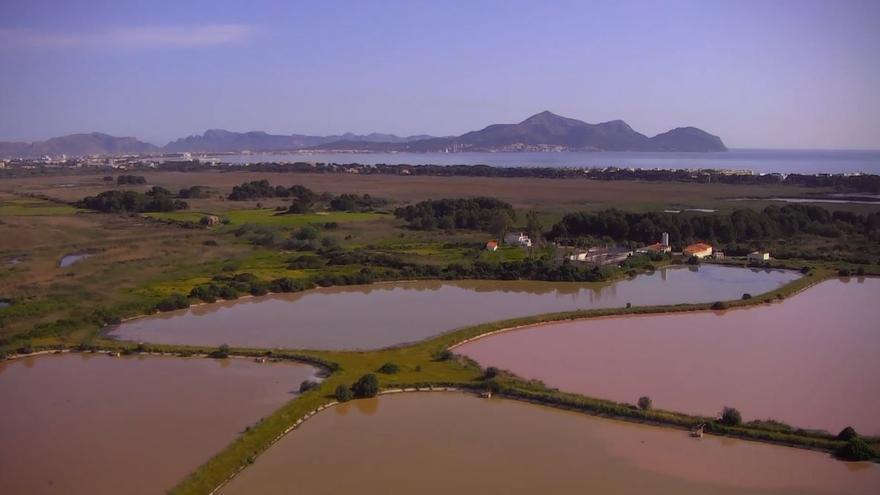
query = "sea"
xmin=207 ymin=149 xmax=880 ymax=175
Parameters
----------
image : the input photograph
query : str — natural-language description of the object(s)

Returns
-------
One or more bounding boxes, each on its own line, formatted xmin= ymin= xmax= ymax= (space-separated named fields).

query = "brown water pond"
xmin=110 ymin=265 xmax=799 ymax=350
xmin=0 ymin=353 xmax=317 ymax=495
xmin=221 ymin=393 xmax=880 ymax=495
xmin=459 ymin=277 xmax=880 ymax=434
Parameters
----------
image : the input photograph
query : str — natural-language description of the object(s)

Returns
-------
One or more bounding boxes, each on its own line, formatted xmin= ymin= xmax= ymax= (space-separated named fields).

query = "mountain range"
xmin=0 ymin=111 xmax=726 ymax=157
xmin=313 ymin=112 xmax=726 ymax=153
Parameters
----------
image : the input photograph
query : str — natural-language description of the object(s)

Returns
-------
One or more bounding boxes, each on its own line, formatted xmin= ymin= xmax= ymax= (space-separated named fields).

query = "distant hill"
xmin=314 ymin=111 xmax=727 ymax=152
xmin=0 ymin=132 xmax=158 ymax=158
xmin=163 ymin=130 xmax=436 ymax=153
xmin=0 ymin=112 xmax=726 ymax=157
xmin=648 ymin=126 xmax=727 ymax=152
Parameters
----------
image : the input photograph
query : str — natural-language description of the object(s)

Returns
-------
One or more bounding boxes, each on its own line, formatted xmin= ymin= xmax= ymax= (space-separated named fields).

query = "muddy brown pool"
xmin=459 ymin=277 xmax=880 ymax=434
xmin=221 ymin=393 xmax=880 ymax=495
xmin=110 ymin=265 xmax=799 ymax=350
xmin=0 ymin=353 xmax=318 ymax=495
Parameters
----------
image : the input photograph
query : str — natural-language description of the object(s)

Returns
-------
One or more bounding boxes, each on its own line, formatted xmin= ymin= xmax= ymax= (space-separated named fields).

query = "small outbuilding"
xmin=748 ymin=251 xmax=770 ymax=263
xmin=485 ymin=240 xmax=499 ymax=252
xmin=200 ymin=215 xmax=221 ymax=226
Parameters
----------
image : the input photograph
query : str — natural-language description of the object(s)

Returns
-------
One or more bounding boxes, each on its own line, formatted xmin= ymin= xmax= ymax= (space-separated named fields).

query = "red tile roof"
xmin=684 ymin=242 xmax=713 ymax=253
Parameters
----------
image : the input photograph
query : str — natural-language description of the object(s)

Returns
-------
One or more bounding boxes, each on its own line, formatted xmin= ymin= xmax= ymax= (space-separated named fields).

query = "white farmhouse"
xmin=504 ymin=232 xmax=532 ymax=248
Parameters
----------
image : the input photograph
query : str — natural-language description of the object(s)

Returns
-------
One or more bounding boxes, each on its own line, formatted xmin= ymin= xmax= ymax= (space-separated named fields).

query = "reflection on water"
xmin=221 ymin=393 xmax=880 ymax=495
xmin=460 ymin=278 xmax=880 ymax=434
xmin=0 ymin=353 xmax=317 ymax=495
xmin=111 ymin=265 xmax=799 ymax=350
xmin=335 ymin=397 xmax=380 ymax=416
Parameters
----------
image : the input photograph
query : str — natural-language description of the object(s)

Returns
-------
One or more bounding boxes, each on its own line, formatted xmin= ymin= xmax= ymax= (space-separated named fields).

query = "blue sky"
xmin=0 ymin=0 xmax=878 ymax=149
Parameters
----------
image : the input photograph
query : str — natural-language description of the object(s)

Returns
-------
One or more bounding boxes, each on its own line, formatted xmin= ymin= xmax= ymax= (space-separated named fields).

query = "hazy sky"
xmin=1 ymin=0 xmax=878 ymax=149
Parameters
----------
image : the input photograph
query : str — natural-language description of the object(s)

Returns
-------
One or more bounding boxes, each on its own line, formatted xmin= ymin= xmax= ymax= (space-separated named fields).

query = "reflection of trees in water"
xmin=334 ymin=397 xmax=380 ymax=417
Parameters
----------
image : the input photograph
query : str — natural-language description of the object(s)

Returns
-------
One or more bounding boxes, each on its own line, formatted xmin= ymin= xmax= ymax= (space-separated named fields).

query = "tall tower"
xmin=661 ymin=232 xmax=670 ymax=246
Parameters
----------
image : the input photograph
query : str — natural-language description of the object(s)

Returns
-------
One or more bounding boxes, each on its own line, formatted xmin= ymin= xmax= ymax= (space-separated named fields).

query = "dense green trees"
xmin=377 ymin=362 xmax=400 ymax=374
xmin=335 ymin=384 xmax=353 ymax=402
xmin=228 ymin=180 xmax=278 ymax=200
xmin=835 ymin=437 xmax=876 ymax=461
xmin=116 ymin=174 xmax=146 ymax=185
xmin=637 ymin=396 xmax=653 ymax=411
xmin=79 ymin=188 xmax=188 ymax=213
xmin=720 ymin=406 xmax=742 ymax=426
xmin=155 ymin=293 xmax=190 ymax=312
xmin=210 ymin=344 xmax=231 ymax=359
xmin=227 ymin=180 xmax=387 ymax=214
xmin=525 ymin=210 xmax=543 ymax=243
xmin=394 ymin=197 xmax=516 ymax=232
xmin=836 ymin=426 xmax=859 ymax=441
xmin=549 ymin=205 xmax=880 ymax=246
xmin=351 ymin=373 xmax=379 ymax=398
xmin=329 ymin=193 xmax=387 ymax=212
xmin=178 ymin=185 xmax=213 ymax=198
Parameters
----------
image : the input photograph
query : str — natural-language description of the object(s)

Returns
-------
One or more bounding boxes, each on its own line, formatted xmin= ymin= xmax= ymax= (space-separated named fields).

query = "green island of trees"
xmin=79 ymin=187 xmax=189 ymax=213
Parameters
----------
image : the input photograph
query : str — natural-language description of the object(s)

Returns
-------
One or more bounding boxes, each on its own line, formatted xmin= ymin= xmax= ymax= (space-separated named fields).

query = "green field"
xmin=0 ymin=197 xmax=79 ymax=216
xmin=144 ymin=208 xmax=384 ymax=228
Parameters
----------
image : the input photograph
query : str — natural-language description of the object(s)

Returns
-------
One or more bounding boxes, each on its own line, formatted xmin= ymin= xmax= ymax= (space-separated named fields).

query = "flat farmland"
xmin=0 ymin=170 xmax=837 ymax=212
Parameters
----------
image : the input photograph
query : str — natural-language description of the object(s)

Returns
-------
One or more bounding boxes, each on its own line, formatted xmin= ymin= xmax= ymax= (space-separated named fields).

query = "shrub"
xmin=711 ymin=301 xmax=728 ymax=310
xmin=377 ymin=362 xmax=400 ymax=374
xmin=299 ymin=380 xmax=319 ymax=393
xmin=287 ymin=255 xmax=325 ymax=270
xmin=838 ymin=268 xmax=851 ymax=277
xmin=742 ymin=293 xmax=752 ymax=300
xmin=637 ymin=396 xmax=653 ymax=411
xmin=335 ymin=384 xmax=353 ymax=402
xmin=250 ymin=283 xmax=269 ymax=296
xmin=210 ymin=344 xmax=231 ymax=359
xmin=483 ymin=366 xmax=500 ymax=379
xmin=203 ymin=240 xmax=218 ymax=246
xmin=117 ymin=174 xmax=146 ymax=185
xmin=435 ymin=349 xmax=453 ymax=361
xmin=16 ymin=344 xmax=34 ymax=355
xmin=351 ymin=373 xmax=379 ymax=398
xmin=720 ymin=406 xmax=742 ymax=426
xmin=156 ymin=293 xmax=190 ymax=312
xmin=836 ymin=426 xmax=858 ymax=441
xmin=835 ymin=437 xmax=875 ymax=461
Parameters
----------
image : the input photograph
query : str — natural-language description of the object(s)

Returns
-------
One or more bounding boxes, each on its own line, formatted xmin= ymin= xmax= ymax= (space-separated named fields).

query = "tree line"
xmin=144 ymin=161 xmax=880 ymax=194
xmin=549 ymin=205 xmax=880 ymax=247
xmin=393 ymin=197 xmax=516 ymax=233
xmin=227 ymin=180 xmax=387 ymax=213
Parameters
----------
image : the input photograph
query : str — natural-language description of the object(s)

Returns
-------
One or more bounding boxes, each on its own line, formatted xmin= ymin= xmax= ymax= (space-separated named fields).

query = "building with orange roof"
xmin=485 ymin=240 xmax=499 ymax=252
xmin=684 ymin=242 xmax=713 ymax=258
